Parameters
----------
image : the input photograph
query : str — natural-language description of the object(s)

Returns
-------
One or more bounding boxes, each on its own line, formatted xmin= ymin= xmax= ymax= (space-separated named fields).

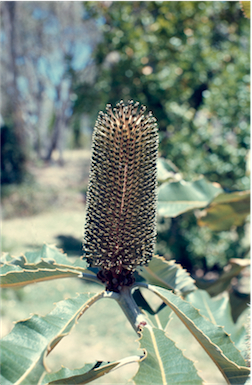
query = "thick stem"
xmin=115 ymin=286 xmax=148 ymax=333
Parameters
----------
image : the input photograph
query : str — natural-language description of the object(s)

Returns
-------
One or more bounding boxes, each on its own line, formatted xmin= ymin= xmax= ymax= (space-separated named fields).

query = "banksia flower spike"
xmin=83 ymin=100 xmax=158 ymax=292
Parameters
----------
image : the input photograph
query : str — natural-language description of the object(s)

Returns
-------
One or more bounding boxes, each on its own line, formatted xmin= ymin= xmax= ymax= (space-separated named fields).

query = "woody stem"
xmin=114 ymin=285 xmax=148 ymax=333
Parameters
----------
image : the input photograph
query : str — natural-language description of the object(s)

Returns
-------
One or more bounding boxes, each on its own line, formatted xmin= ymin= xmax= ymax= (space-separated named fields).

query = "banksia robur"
xmin=83 ymin=100 xmax=158 ymax=292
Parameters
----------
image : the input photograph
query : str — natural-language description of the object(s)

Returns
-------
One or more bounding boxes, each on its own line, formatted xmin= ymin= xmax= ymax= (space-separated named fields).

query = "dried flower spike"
xmin=83 ymin=100 xmax=158 ymax=291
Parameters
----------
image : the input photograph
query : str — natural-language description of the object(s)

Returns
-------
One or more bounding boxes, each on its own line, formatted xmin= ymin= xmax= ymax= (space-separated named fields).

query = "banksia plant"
xmin=83 ymin=100 xmax=158 ymax=291
xmin=1 ymin=109 xmax=250 ymax=385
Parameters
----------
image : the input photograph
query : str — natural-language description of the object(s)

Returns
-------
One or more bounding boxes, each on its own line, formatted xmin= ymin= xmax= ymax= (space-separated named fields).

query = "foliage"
xmin=0 ymin=243 xmax=250 ymax=385
xmin=240 ymin=1 xmax=250 ymax=19
xmin=1 ymin=2 xmax=250 ymax=384
xmin=155 ymin=167 xmax=250 ymax=271
xmin=77 ymin=1 xmax=250 ymax=188
xmin=157 ymin=176 xmax=223 ymax=218
xmin=73 ymin=1 xmax=250 ymax=273
xmin=1 ymin=2 xmax=249 ymax=273
xmin=198 ymin=190 xmax=250 ymax=231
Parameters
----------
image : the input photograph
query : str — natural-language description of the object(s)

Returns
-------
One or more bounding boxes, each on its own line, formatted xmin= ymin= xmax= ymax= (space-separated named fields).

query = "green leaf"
xmin=157 ymin=157 xmax=181 ymax=183
xmin=41 ymin=362 xmax=118 ymax=385
xmin=0 ymin=245 xmax=97 ymax=288
xmin=142 ymin=284 xmax=250 ymax=385
xmin=41 ymin=356 xmax=140 ymax=385
xmin=23 ymin=244 xmax=86 ymax=267
xmin=0 ymin=263 xmax=85 ymax=288
xmin=186 ymin=290 xmax=247 ymax=352
xmin=198 ymin=191 xmax=250 ymax=231
xmin=0 ymin=244 xmax=85 ymax=268
xmin=133 ymin=288 xmax=173 ymax=330
xmin=240 ymin=1 xmax=250 ymax=18
xmin=0 ymin=253 xmax=14 ymax=264
xmin=196 ymin=258 xmax=250 ymax=297
xmin=137 ymin=256 xmax=196 ymax=295
xmin=157 ymin=177 xmax=223 ymax=218
xmin=143 ymin=303 xmax=173 ymax=331
xmin=230 ymin=289 xmax=250 ymax=324
xmin=133 ymin=327 xmax=203 ymax=385
xmin=0 ymin=292 xmax=103 ymax=385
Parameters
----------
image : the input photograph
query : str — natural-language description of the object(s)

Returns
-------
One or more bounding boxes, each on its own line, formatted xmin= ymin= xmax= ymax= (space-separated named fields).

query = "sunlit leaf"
xmin=41 ymin=356 xmax=140 ymax=385
xmin=240 ymin=1 xmax=250 ymax=18
xmin=198 ymin=191 xmax=250 ymax=231
xmin=0 ymin=292 xmax=103 ymax=385
xmin=137 ymin=255 xmax=196 ymax=295
xmin=0 ymin=253 xmax=13 ymax=264
xmin=186 ymin=290 xmax=247 ymax=352
xmin=0 ymin=245 xmax=97 ymax=288
xmin=157 ymin=177 xmax=223 ymax=218
xmin=0 ymin=264 xmax=87 ymax=288
xmin=133 ymin=326 xmax=203 ymax=385
xmin=141 ymin=284 xmax=250 ymax=385
xmin=23 ymin=244 xmax=85 ymax=267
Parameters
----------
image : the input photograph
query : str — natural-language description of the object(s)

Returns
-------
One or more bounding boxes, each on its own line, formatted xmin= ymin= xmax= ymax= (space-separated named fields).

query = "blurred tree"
xmin=1 ymin=2 xmax=100 ymax=165
xmin=76 ymin=1 xmax=249 ymax=190
xmin=74 ymin=1 xmax=250 ymax=272
xmin=1 ymin=2 xmax=27 ymax=183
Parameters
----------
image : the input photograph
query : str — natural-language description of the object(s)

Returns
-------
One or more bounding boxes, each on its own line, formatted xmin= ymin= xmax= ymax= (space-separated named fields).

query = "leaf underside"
xmin=0 ymin=292 xmax=103 ymax=385
xmin=41 ymin=361 xmax=122 ymax=385
xmin=186 ymin=290 xmax=248 ymax=352
xmin=137 ymin=255 xmax=196 ymax=295
xmin=144 ymin=285 xmax=250 ymax=385
xmin=0 ymin=244 xmax=96 ymax=288
xmin=133 ymin=327 xmax=203 ymax=385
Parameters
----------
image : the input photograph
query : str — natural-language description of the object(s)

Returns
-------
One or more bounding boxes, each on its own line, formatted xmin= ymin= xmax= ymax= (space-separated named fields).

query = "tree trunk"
xmin=2 ymin=2 xmax=28 ymax=180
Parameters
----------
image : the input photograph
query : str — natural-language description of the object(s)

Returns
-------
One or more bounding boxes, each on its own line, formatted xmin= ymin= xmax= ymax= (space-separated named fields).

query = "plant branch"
xmin=112 ymin=286 xmax=148 ymax=333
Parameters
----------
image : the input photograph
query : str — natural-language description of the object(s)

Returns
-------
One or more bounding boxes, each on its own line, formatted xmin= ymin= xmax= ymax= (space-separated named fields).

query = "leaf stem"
xmin=114 ymin=286 xmax=148 ymax=333
xmin=80 ymin=273 xmax=103 ymax=285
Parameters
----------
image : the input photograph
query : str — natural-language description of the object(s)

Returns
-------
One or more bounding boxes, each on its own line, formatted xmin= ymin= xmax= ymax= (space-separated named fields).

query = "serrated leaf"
xmin=133 ymin=326 xmax=203 ymax=385
xmin=0 ymin=292 xmax=103 ymax=385
xmin=198 ymin=191 xmax=250 ymax=231
xmin=157 ymin=177 xmax=223 ymax=218
xmin=0 ymin=244 xmax=87 ymax=270
xmin=0 ymin=245 xmax=97 ymax=288
xmin=41 ymin=356 xmax=141 ymax=385
xmin=41 ymin=362 xmax=118 ymax=385
xmin=186 ymin=290 xmax=247 ymax=352
xmin=23 ymin=244 xmax=86 ymax=267
xmin=0 ymin=265 xmax=83 ymax=288
xmin=137 ymin=256 xmax=196 ymax=295
xmin=143 ymin=284 xmax=250 ymax=385
xmin=0 ymin=253 xmax=14 ymax=264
